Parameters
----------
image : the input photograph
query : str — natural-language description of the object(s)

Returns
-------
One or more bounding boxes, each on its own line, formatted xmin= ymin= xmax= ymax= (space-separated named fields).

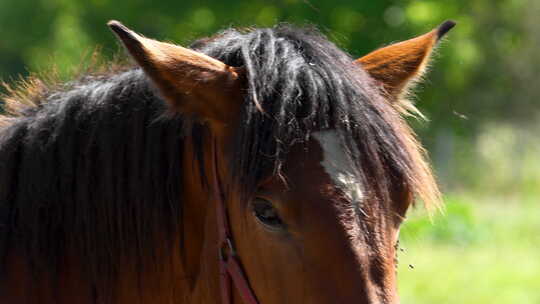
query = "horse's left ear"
xmin=356 ymin=21 xmax=455 ymax=98
xmin=108 ymin=20 xmax=244 ymax=124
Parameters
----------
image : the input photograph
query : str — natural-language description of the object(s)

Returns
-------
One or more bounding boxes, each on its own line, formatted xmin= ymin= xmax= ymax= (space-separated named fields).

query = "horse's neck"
xmin=115 ymin=134 xmax=223 ymax=304
xmin=180 ymin=135 xmax=221 ymax=304
xmin=1 ymin=115 xmax=221 ymax=304
xmin=1 ymin=141 xmax=220 ymax=304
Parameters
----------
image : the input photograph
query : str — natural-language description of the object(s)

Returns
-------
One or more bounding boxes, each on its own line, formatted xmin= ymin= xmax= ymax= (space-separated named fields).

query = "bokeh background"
xmin=1 ymin=0 xmax=538 ymax=302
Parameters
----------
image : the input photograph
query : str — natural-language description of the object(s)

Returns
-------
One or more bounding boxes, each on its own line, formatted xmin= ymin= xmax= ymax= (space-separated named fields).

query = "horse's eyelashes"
xmin=251 ymin=198 xmax=286 ymax=231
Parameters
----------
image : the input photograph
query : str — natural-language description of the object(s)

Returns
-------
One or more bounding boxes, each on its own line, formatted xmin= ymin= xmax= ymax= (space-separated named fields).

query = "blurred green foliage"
xmin=399 ymin=192 xmax=540 ymax=303
xmin=402 ymin=197 xmax=483 ymax=245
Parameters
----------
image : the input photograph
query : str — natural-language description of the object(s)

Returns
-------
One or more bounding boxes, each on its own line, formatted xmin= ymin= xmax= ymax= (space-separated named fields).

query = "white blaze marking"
xmin=312 ymin=130 xmax=363 ymax=203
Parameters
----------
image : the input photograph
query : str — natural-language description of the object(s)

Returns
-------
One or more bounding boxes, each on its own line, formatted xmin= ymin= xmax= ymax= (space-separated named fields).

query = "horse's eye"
xmin=251 ymin=198 xmax=285 ymax=231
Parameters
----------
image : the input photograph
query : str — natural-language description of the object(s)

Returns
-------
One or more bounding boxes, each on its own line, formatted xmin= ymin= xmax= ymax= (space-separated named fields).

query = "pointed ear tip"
xmin=436 ymin=20 xmax=457 ymax=41
xmin=107 ymin=20 xmax=125 ymax=32
xmin=107 ymin=20 xmax=135 ymax=39
xmin=107 ymin=20 xmax=121 ymax=27
xmin=107 ymin=20 xmax=143 ymax=48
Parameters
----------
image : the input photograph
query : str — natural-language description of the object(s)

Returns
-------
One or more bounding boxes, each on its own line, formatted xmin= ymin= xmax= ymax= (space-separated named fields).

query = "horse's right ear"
xmin=356 ymin=20 xmax=455 ymax=99
xmin=108 ymin=21 xmax=244 ymax=124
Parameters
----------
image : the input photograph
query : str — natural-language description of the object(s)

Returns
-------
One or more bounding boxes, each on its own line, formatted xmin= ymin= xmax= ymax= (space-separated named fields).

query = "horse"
xmin=0 ymin=20 xmax=454 ymax=304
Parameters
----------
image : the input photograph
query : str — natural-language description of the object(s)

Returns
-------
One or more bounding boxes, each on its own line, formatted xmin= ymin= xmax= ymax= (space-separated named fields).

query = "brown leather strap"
xmin=211 ymin=138 xmax=260 ymax=304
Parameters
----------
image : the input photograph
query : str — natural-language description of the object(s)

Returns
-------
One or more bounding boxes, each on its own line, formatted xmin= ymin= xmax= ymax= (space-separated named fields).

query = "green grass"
xmin=398 ymin=194 xmax=540 ymax=303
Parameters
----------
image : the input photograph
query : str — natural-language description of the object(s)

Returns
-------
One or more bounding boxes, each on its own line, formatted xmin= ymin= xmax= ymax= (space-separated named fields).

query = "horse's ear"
xmin=356 ymin=21 xmax=455 ymax=98
xmin=108 ymin=20 xmax=243 ymax=124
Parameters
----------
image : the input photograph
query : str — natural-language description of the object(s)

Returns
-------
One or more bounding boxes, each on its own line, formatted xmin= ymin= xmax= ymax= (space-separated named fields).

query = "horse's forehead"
xmin=311 ymin=130 xmax=363 ymax=204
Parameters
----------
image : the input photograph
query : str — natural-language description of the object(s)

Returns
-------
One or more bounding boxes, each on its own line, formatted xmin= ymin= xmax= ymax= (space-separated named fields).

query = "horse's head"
xmin=110 ymin=21 xmax=453 ymax=304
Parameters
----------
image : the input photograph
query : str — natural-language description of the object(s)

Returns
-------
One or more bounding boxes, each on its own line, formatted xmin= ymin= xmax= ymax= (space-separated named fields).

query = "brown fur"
xmin=108 ymin=21 xmax=245 ymax=125
xmin=356 ymin=23 xmax=453 ymax=119
xmin=357 ymin=29 xmax=438 ymax=97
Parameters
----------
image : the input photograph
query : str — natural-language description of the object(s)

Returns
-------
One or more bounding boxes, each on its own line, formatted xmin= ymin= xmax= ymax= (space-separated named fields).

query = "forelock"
xmin=192 ymin=24 xmax=440 ymax=209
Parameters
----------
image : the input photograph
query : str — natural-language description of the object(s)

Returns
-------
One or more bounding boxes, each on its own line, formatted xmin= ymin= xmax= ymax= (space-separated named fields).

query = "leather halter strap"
xmin=211 ymin=139 xmax=260 ymax=304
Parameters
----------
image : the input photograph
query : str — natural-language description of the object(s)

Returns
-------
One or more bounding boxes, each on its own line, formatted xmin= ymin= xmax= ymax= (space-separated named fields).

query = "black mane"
xmin=0 ymin=24 xmax=437 ymax=297
xmin=0 ymin=69 xmax=190 ymax=293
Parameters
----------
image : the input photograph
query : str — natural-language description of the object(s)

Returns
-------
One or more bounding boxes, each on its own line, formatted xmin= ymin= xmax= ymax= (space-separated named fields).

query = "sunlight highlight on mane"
xmin=0 ymin=50 xmax=132 ymax=127
xmin=0 ymin=76 xmax=48 ymax=126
